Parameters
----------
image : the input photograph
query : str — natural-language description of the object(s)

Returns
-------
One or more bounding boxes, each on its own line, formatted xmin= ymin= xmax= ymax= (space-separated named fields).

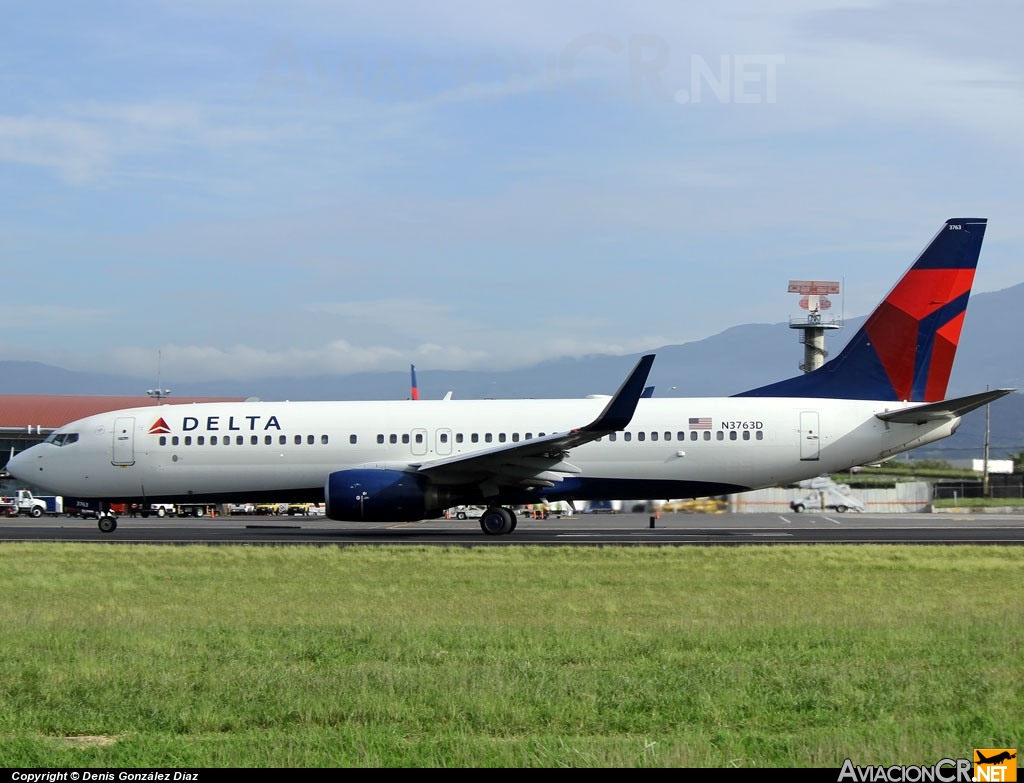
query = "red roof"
xmin=0 ymin=395 xmax=246 ymax=430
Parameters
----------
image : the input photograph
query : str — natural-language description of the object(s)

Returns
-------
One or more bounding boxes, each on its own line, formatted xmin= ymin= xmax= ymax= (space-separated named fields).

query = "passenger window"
xmin=389 ymin=434 xmax=398 ymax=444
xmin=159 ymin=436 xmax=167 ymax=446
xmin=729 ymin=431 xmax=737 ymax=441
xmin=485 ymin=434 xmax=493 ymax=443
xmin=349 ymin=434 xmax=357 ymax=444
xmin=742 ymin=431 xmax=750 ymax=440
xmin=377 ymin=434 xmax=385 ymax=444
xmin=211 ymin=436 xmax=219 ymax=445
xmin=281 ymin=435 xmax=288 ymax=445
xmin=295 ymin=435 xmax=302 ymax=445
xmin=265 ymin=435 xmax=272 ymax=445
xmin=321 ymin=435 xmax=329 ymax=444
xmin=197 ymin=436 xmax=205 ymax=445
xmin=307 ymin=435 xmax=314 ymax=445
xmin=402 ymin=434 xmax=410 ymax=444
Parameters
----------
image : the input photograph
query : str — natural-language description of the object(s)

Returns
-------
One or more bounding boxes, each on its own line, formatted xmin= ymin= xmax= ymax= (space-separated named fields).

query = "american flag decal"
xmin=688 ymin=417 xmax=712 ymax=430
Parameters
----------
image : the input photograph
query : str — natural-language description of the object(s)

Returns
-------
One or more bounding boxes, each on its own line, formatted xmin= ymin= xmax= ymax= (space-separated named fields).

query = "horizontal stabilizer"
xmin=876 ymin=389 xmax=1016 ymax=424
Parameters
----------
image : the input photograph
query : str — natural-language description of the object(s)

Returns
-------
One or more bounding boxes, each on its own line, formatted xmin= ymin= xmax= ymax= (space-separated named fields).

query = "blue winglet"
xmin=582 ymin=354 xmax=655 ymax=433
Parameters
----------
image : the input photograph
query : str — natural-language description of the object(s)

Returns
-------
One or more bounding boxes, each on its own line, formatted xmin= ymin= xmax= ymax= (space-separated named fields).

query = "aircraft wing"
xmin=875 ymin=388 xmax=1016 ymax=425
xmin=405 ymin=354 xmax=655 ymax=490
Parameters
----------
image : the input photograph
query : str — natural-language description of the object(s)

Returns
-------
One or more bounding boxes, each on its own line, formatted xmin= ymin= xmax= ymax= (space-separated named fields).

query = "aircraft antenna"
xmin=787 ymin=280 xmax=843 ymax=373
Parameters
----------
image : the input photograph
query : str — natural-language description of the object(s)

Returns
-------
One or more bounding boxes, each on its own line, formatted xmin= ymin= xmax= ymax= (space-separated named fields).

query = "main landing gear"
xmin=479 ymin=506 xmax=518 ymax=536
xmin=98 ymin=514 xmax=118 ymax=533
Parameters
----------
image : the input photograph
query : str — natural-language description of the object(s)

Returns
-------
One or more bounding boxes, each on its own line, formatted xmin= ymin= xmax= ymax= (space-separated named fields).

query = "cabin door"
xmin=411 ymin=428 xmax=428 ymax=456
xmin=799 ymin=411 xmax=820 ymax=461
xmin=112 ymin=417 xmax=136 ymax=466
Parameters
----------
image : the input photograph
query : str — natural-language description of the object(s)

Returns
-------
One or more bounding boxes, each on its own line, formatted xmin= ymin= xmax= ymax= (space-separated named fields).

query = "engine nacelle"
xmin=325 ymin=468 xmax=444 ymax=522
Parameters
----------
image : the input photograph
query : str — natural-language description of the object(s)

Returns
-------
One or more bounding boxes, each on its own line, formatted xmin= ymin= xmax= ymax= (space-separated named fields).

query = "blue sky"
xmin=2 ymin=1 xmax=1022 ymax=383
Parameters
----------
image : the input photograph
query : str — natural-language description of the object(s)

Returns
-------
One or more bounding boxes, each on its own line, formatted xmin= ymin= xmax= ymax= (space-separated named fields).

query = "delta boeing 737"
xmin=7 ymin=218 xmax=1014 ymax=534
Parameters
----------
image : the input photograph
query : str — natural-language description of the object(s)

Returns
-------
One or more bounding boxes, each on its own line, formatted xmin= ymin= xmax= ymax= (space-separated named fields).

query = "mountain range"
xmin=4 ymin=282 xmax=1023 ymax=461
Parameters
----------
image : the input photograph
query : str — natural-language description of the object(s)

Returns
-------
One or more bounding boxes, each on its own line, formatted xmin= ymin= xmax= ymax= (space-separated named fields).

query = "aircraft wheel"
xmin=98 ymin=516 xmax=117 ymax=533
xmin=480 ymin=507 xmax=514 ymax=535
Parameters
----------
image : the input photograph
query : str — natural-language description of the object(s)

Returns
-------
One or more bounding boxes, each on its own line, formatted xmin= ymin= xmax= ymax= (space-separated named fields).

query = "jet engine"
xmin=325 ymin=468 xmax=450 ymax=522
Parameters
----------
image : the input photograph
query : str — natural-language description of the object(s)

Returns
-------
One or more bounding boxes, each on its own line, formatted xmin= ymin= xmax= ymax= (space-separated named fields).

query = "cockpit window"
xmin=44 ymin=433 xmax=79 ymax=446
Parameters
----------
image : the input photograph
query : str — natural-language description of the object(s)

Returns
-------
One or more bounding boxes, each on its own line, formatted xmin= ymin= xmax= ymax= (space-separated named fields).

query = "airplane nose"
xmin=6 ymin=448 xmax=34 ymax=480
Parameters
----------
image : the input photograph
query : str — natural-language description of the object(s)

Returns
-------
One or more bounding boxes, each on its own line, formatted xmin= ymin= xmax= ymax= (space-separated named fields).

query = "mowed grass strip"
xmin=0 ymin=544 xmax=1020 ymax=767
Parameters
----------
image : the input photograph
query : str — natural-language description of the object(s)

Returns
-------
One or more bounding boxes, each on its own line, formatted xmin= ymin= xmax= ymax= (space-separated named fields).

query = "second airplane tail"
xmin=735 ymin=218 xmax=988 ymax=402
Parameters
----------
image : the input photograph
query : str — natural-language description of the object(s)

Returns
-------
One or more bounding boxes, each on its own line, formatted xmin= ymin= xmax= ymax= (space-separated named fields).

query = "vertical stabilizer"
xmin=735 ymin=218 xmax=987 ymax=401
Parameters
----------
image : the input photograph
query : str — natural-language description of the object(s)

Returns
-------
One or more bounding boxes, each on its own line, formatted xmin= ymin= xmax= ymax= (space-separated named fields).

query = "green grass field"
xmin=0 ymin=544 xmax=1020 ymax=768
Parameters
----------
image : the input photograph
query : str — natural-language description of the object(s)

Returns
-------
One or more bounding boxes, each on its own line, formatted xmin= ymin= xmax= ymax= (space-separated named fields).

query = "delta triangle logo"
xmin=148 ymin=417 xmax=171 ymax=435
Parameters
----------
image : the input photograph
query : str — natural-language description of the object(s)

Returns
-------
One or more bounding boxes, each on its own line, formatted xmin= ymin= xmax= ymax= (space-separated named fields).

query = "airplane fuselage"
xmin=12 ymin=395 xmax=959 ymax=514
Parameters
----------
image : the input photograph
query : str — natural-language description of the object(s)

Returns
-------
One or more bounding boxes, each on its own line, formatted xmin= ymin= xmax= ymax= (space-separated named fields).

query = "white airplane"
xmin=7 ymin=218 xmax=1014 ymax=534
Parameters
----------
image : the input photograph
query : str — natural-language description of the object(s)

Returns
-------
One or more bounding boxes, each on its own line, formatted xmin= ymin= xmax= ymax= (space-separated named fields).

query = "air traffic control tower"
xmin=788 ymin=280 xmax=842 ymax=373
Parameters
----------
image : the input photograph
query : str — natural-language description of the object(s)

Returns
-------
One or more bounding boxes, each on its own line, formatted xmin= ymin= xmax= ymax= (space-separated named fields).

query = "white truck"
xmin=136 ymin=503 xmax=177 ymax=518
xmin=0 ymin=489 xmax=49 ymax=517
xmin=790 ymin=477 xmax=866 ymax=513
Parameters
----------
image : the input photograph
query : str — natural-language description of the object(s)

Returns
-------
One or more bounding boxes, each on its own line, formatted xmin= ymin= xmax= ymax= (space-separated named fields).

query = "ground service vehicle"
xmin=790 ymin=489 xmax=866 ymax=513
xmin=0 ymin=489 xmax=49 ymax=517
